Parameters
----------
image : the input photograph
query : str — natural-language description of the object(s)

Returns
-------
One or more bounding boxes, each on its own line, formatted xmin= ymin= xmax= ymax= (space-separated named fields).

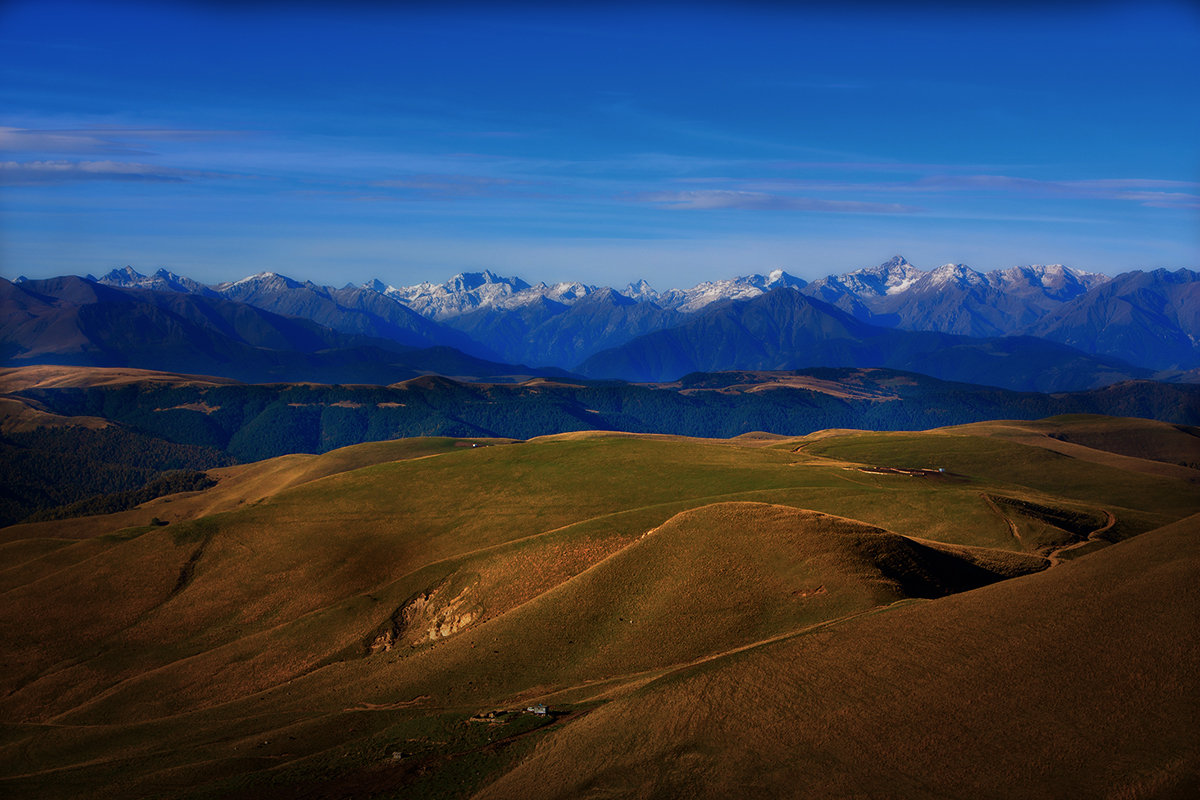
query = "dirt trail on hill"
xmin=532 ymin=599 xmax=913 ymax=710
xmin=982 ymin=492 xmax=1116 ymax=565
xmin=981 ymin=493 xmax=1024 ymax=547
xmin=1048 ymin=509 xmax=1116 ymax=566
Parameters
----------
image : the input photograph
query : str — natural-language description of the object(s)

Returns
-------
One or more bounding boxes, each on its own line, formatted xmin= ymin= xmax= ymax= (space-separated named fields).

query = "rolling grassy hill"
xmin=478 ymin=510 xmax=1200 ymax=800
xmin=0 ymin=416 xmax=1197 ymax=798
xmin=6 ymin=362 xmax=1199 ymax=529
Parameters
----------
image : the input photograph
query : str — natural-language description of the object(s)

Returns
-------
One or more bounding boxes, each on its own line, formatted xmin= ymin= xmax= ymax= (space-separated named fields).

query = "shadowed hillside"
xmin=577 ymin=289 xmax=1147 ymax=391
xmin=0 ymin=419 xmax=1196 ymax=799
xmin=475 ymin=511 xmax=1200 ymax=800
xmin=0 ymin=277 xmax=555 ymax=385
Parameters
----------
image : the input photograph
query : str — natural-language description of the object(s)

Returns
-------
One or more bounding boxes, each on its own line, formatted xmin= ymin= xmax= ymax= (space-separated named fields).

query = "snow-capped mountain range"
xmin=74 ymin=256 xmax=1200 ymax=374
xmin=803 ymin=257 xmax=1114 ymax=338
xmin=375 ymin=271 xmax=595 ymax=320
xmin=91 ymin=256 xmax=1106 ymax=324
xmin=328 ymin=266 xmax=809 ymax=320
xmin=807 ymin=255 xmax=1107 ymax=302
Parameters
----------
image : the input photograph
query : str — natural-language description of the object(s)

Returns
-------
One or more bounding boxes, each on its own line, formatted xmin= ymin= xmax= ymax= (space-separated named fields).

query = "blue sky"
xmin=2 ymin=1 xmax=1198 ymax=289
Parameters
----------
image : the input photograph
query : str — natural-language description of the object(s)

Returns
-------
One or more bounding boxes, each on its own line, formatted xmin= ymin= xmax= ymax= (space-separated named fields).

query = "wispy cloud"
xmin=635 ymin=189 xmax=920 ymax=214
xmin=0 ymin=126 xmax=249 ymax=155
xmin=441 ymin=130 xmax=531 ymax=140
xmin=672 ymin=173 xmax=1200 ymax=211
xmin=0 ymin=160 xmax=234 ymax=184
xmin=0 ymin=127 xmax=145 ymax=155
xmin=914 ymin=174 xmax=1200 ymax=209
xmin=369 ymin=174 xmax=523 ymax=199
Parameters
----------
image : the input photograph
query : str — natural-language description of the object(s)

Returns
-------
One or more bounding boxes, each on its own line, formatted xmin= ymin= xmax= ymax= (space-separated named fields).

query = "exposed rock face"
xmin=368 ymin=577 xmax=484 ymax=653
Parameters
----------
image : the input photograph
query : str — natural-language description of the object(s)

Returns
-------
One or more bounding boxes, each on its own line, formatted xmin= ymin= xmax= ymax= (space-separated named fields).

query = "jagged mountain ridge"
xmin=444 ymin=288 xmax=689 ymax=368
xmin=62 ymin=256 xmax=1200 ymax=372
xmin=88 ymin=265 xmax=814 ymax=368
xmin=0 ymin=276 xmax=559 ymax=384
xmin=96 ymin=265 xmax=218 ymax=297
xmin=1028 ymin=268 xmax=1200 ymax=371
xmin=577 ymin=288 xmax=1149 ymax=392
xmin=98 ymin=268 xmax=490 ymax=357
xmin=803 ymin=257 xmax=1111 ymax=335
xmin=92 ymin=263 xmax=812 ymax=319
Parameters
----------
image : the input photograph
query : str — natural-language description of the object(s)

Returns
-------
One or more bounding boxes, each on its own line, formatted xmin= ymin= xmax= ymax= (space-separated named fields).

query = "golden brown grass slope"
xmin=0 ymin=436 xmax=508 ymax=546
xmin=475 ymin=512 xmax=1200 ymax=800
xmin=0 ymin=365 xmax=239 ymax=393
xmin=0 ymin=395 xmax=111 ymax=434
xmin=0 ymin=418 xmax=1196 ymax=799
xmin=940 ymin=414 xmax=1200 ymax=478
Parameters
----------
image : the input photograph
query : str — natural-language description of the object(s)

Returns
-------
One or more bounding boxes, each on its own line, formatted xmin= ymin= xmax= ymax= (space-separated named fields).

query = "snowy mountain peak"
xmin=448 ymin=271 xmax=494 ymax=292
xmin=445 ymin=270 xmax=530 ymax=293
xmin=218 ymin=272 xmax=304 ymax=291
xmin=97 ymin=265 xmax=212 ymax=295
xmin=808 ymin=256 xmax=923 ymax=299
xmin=929 ymin=263 xmax=986 ymax=288
xmin=98 ymin=265 xmax=147 ymax=285
xmin=993 ymin=264 xmax=1109 ymax=300
xmin=765 ymin=269 xmax=806 ymax=289
xmin=666 ymin=272 xmax=803 ymax=313
xmin=228 ymin=271 xmax=272 ymax=286
xmin=544 ymin=281 xmax=593 ymax=303
xmin=385 ymin=270 xmax=547 ymax=320
xmin=625 ymin=278 xmax=657 ymax=301
xmin=362 ymin=278 xmax=396 ymax=295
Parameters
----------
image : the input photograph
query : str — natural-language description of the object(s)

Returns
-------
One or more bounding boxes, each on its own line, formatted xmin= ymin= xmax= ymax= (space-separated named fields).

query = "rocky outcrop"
xmin=368 ymin=576 xmax=484 ymax=654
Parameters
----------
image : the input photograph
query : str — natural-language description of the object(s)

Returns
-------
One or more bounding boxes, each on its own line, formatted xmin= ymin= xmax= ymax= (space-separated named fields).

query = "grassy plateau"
xmin=0 ymin=413 xmax=1197 ymax=799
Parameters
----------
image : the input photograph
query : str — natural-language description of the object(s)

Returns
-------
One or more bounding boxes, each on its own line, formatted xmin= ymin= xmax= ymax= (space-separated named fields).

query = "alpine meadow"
xmin=2 ymin=2 xmax=1198 ymax=799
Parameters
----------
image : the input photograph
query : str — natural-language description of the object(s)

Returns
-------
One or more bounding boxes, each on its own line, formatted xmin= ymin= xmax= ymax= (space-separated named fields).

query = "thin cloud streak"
xmin=691 ymin=174 xmax=1200 ymax=211
xmin=0 ymin=126 xmax=252 ymax=155
xmin=369 ymin=174 xmax=524 ymax=199
xmin=0 ymin=127 xmax=147 ymax=155
xmin=0 ymin=160 xmax=236 ymax=184
xmin=914 ymin=174 xmax=1200 ymax=209
xmin=636 ymin=189 xmax=921 ymax=214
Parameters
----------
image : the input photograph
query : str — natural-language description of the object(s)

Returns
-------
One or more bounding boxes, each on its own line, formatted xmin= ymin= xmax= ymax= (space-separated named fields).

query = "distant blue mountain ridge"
xmin=3 ymin=257 xmax=1196 ymax=389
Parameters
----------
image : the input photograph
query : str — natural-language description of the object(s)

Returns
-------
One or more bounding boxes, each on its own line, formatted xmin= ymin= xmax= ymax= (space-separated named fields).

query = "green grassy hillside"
xmin=4 ymin=364 xmax=1198 ymax=528
xmin=0 ymin=416 xmax=1196 ymax=799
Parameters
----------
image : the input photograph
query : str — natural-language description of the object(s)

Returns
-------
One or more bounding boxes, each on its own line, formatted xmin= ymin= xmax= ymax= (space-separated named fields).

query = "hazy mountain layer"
xmin=444 ymin=287 xmax=686 ymax=367
xmin=96 ymin=267 xmax=491 ymax=356
xmin=578 ymin=289 xmax=1147 ymax=391
xmin=0 ymin=277 xmax=553 ymax=385
xmin=803 ymin=256 xmax=1109 ymax=335
xmin=80 ymin=258 xmax=1199 ymax=373
xmin=1028 ymin=268 xmax=1200 ymax=370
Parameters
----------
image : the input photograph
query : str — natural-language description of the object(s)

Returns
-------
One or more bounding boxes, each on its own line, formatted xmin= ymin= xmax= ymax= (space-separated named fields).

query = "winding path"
xmin=1048 ymin=509 xmax=1116 ymax=566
